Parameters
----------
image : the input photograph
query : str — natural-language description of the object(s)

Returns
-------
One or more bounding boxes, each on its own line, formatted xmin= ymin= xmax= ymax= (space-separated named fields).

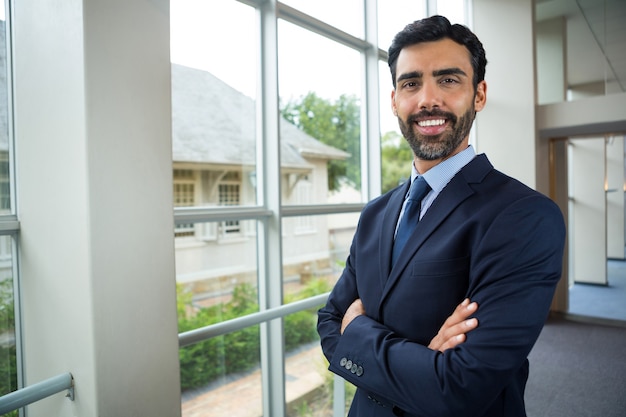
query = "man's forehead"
xmin=396 ymin=40 xmax=473 ymax=75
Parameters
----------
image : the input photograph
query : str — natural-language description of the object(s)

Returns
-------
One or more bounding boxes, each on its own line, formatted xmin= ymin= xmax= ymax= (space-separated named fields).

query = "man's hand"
xmin=428 ymin=298 xmax=478 ymax=352
xmin=341 ymin=298 xmax=365 ymax=334
xmin=341 ymin=298 xmax=477 ymax=352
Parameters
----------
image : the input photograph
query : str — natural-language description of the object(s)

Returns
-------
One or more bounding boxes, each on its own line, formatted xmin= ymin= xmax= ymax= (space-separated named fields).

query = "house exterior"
xmin=170 ymin=64 xmax=350 ymax=297
xmin=0 ymin=49 xmax=354 ymax=296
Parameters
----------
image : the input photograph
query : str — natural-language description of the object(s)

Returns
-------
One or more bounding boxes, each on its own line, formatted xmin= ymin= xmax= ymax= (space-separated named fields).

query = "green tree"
xmin=381 ymin=130 xmax=413 ymax=194
xmin=281 ymin=92 xmax=414 ymax=195
xmin=281 ymin=92 xmax=361 ymax=191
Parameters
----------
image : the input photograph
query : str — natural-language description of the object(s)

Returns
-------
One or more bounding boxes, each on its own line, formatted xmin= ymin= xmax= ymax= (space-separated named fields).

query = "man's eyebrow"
xmin=397 ymin=71 xmax=422 ymax=83
xmin=396 ymin=68 xmax=467 ymax=84
xmin=433 ymin=67 xmax=467 ymax=77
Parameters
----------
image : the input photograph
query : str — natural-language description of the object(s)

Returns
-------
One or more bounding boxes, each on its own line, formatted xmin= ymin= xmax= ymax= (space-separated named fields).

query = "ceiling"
xmin=536 ymin=0 xmax=626 ymax=93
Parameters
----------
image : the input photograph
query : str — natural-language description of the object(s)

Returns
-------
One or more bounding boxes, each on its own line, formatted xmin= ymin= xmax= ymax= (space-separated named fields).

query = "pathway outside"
xmin=182 ymin=344 xmax=333 ymax=417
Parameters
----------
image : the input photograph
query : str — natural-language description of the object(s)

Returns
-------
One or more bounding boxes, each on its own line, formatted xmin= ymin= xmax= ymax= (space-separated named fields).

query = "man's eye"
xmin=441 ymin=78 xmax=458 ymax=84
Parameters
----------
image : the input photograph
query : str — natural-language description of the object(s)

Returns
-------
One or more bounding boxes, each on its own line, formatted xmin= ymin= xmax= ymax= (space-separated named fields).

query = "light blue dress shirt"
xmin=395 ymin=145 xmax=476 ymax=237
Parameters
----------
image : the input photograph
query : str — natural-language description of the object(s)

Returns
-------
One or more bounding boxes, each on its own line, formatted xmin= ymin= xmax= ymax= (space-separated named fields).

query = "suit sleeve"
xmin=321 ymin=195 xmax=565 ymax=417
xmin=317 ymin=228 xmax=361 ymax=363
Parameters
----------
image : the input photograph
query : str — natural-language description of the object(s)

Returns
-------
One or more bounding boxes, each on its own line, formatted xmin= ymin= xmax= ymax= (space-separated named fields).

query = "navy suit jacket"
xmin=317 ymin=154 xmax=565 ymax=417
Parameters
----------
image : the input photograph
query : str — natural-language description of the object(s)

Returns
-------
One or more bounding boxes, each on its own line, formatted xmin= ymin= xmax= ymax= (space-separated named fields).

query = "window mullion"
xmin=256 ymin=1 xmax=286 ymax=417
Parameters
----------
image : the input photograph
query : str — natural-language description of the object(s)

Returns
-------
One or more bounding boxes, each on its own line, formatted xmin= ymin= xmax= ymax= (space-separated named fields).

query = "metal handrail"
xmin=0 ymin=293 xmax=328 ymax=412
xmin=0 ymin=372 xmax=74 ymax=415
xmin=179 ymin=292 xmax=330 ymax=348
xmin=0 ymin=293 xmax=329 ymax=411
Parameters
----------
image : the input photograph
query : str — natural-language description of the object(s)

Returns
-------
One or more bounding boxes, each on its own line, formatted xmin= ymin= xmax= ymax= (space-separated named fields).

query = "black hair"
xmin=388 ymin=15 xmax=487 ymax=90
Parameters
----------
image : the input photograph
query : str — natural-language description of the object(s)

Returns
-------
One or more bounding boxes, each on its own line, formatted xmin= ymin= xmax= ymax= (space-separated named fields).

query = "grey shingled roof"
xmin=171 ymin=63 xmax=349 ymax=169
xmin=0 ymin=26 xmax=349 ymax=164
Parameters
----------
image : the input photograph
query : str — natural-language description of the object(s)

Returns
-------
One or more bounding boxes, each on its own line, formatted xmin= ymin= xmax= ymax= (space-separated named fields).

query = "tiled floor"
xmin=568 ymin=259 xmax=626 ymax=322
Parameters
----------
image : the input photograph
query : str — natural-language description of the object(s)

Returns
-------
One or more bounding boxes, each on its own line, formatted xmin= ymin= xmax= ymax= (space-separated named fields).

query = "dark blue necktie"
xmin=392 ymin=176 xmax=431 ymax=265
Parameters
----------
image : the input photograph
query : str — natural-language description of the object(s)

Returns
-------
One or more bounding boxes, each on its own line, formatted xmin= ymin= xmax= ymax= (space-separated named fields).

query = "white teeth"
xmin=418 ymin=119 xmax=445 ymax=127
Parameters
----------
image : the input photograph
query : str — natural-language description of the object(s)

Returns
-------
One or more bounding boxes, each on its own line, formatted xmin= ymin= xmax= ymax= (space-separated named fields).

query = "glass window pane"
xmin=377 ymin=3 xmax=428 ymax=193
xmin=379 ymin=60 xmax=397 ymax=137
xmin=176 ymin=220 xmax=260 ymax=416
xmin=0 ymin=141 xmax=8 ymax=215
xmin=170 ymin=0 xmax=258 ymax=207
xmin=379 ymin=61 xmax=413 ymax=194
xmin=281 ymin=211 xmax=358 ymax=414
xmin=0 ymin=13 xmax=11 ymax=214
xmin=175 ymin=219 xmax=259 ymax=295
xmin=436 ymin=0 xmax=466 ymax=25
xmin=280 ymin=0 xmax=364 ymax=38
xmin=377 ymin=0 xmax=427 ymax=51
xmin=180 ymin=328 xmax=262 ymax=417
xmin=0 ymin=236 xmax=17 ymax=402
xmin=278 ymin=21 xmax=362 ymax=204
xmin=284 ymin=328 xmax=330 ymax=415
xmin=282 ymin=213 xmax=357 ymax=302
xmin=0 ymin=4 xmax=16 ymax=403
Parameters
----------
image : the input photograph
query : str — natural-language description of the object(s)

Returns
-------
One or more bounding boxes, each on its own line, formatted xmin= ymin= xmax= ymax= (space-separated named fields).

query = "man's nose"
xmin=418 ymin=80 xmax=441 ymax=110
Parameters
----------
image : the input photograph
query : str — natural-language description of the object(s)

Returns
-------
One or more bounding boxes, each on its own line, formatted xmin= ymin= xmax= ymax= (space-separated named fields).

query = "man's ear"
xmin=474 ymin=80 xmax=487 ymax=112
xmin=391 ymin=90 xmax=397 ymax=116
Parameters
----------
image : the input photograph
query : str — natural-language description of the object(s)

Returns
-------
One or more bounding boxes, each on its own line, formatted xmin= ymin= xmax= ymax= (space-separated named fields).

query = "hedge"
xmin=178 ymin=279 xmax=330 ymax=391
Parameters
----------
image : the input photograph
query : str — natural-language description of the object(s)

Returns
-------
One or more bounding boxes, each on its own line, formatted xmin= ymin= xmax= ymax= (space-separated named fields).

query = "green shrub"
xmin=178 ymin=278 xmax=330 ymax=391
xmin=0 ymin=278 xmax=18 ymax=416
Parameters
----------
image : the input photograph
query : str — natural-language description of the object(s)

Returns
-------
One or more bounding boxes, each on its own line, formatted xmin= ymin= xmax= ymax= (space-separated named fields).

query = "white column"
xmin=569 ymin=138 xmax=607 ymax=285
xmin=606 ymin=136 xmax=625 ymax=260
xmin=14 ymin=0 xmax=181 ymax=415
xmin=472 ymin=0 xmax=537 ymax=189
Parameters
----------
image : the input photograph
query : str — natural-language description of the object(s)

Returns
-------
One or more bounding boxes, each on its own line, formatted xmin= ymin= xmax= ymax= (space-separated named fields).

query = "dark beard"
xmin=398 ymin=106 xmax=476 ymax=161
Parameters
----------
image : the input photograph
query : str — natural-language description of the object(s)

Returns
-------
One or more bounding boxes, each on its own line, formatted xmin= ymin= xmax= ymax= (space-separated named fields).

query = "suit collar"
xmin=378 ymin=180 xmax=411 ymax=287
xmin=458 ymin=153 xmax=492 ymax=183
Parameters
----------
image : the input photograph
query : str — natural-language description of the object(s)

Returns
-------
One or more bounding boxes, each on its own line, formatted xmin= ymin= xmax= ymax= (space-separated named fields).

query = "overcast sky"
xmin=169 ymin=0 xmax=469 ymax=135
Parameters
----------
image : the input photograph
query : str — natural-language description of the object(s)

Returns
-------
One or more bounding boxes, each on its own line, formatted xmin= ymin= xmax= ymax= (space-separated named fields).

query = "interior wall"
xmin=539 ymin=93 xmax=626 ymax=311
xmin=537 ymin=92 xmax=626 ymax=136
xmin=13 ymin=0 xmax=182 ymax=415
xmin=473 ymin=0 xmax=538 ymax=190
xmin=14 ymin=0 xmax=96 ymax=413
xmin=536 ymin=16 xmax=566 ymax=105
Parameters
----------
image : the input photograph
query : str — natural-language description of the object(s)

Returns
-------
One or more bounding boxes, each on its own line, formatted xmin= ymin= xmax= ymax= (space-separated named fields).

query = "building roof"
xmin=171 ymin=63 xmax=349 ymax=169
xmin=0 ymin=21 xmax=349 ymax=164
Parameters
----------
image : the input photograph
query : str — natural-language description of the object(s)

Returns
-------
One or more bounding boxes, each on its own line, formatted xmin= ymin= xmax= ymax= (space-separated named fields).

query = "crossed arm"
xmin=319 ymin=194 xmax=565 ymax=416
xmin=341 ymin=297 xmax=479 ymax=352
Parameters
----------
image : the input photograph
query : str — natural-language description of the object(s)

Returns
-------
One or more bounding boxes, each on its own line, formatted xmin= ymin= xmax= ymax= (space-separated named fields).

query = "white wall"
xmin=535 ymin=66 xmax=626 ymax=313
xmin=537 ymin=92 xmax=626 ymax=133
xmin=536 ymin=17 xmax=566 ymax=105
xmin=14 ymin=0 xmax=181 ymax=415
xmin=473 ymin=0 xmax=537 ymax=189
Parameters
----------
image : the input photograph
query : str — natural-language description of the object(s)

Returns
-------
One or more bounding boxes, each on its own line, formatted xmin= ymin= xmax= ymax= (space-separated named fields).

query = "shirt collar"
xmin=410 ymin=145 xmax=476 ymax=193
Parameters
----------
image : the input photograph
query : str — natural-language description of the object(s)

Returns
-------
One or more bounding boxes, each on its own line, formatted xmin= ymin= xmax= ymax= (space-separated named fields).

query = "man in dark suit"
xmin=317 ymin=15 xmax=565 ymax=417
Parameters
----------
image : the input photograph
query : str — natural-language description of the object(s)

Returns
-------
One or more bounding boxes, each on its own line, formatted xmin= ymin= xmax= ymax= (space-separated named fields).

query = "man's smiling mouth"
xmin=418 ymin=119 xmax=446 ymax=127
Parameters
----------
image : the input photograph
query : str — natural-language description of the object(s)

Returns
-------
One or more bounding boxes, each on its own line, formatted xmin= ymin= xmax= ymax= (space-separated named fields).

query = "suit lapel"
xmin=377 ymin=154 xmax=494 ymax=311
xmin=378 ymin=181 xmax=410 ymax=288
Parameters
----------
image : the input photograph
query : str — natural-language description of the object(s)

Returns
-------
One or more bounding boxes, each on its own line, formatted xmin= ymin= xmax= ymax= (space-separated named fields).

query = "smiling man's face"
xmin=391 ymin=38 xmax=487 ymax=172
